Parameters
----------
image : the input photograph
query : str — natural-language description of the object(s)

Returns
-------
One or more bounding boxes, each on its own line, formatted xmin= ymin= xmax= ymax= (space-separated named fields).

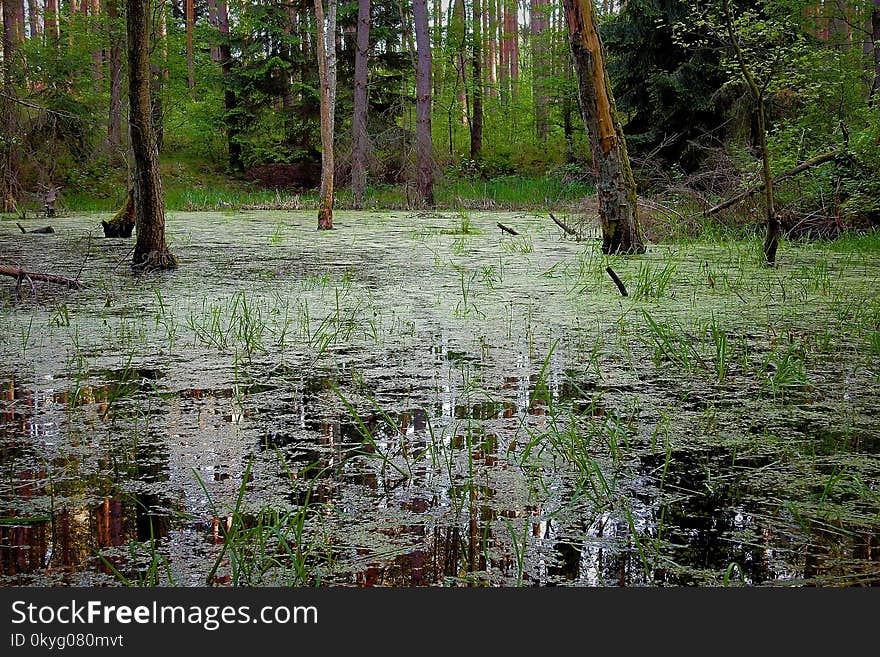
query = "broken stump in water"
xmin=102 ymin=190 xmax=135 ymax=238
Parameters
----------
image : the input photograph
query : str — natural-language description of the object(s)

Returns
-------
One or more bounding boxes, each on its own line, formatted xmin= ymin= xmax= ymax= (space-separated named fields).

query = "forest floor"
xmin=1 ymin=211 xmax=878 ymax=586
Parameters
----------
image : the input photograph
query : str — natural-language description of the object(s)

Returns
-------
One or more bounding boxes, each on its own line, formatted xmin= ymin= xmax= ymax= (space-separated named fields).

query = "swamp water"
xmin=1 ymin=211 xmax=878 ymax=586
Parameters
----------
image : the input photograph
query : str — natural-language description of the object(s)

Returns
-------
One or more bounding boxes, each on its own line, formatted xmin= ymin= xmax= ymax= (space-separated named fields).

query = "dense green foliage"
xmin=0 ymin=0 xmax=877 ymax=229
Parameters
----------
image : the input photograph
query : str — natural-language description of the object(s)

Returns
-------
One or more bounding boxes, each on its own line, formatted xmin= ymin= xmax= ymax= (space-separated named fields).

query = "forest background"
xmin=0 ymin=0 xmax=878 ymax=241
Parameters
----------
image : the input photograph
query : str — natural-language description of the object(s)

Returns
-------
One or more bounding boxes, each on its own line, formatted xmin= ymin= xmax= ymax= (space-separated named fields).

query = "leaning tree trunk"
xmin=127 ymin=0 xmax=177 ymax=271
xmin=563 ymin=0 xmax=645 ymax=255
xmin=351 ymin=0 xmax=370 ymax=209
xmin=413 ymin=0 xmax=434 ymax=205
xmin=314 ymin=0 xmax=337 ymax=230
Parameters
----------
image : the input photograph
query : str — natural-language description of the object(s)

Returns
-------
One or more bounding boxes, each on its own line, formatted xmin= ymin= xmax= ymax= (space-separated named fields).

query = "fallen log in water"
xmin=17 ymin=223 xmax=55 ymax=234
xmin=0 ymin=264 xmax=84 ymax=289
xmin=497 ymin=222 xmax=519 ymax=235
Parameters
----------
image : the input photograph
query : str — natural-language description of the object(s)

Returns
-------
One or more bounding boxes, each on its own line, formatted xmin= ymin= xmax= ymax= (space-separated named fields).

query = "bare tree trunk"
xmin=90 ymin=0 xmax=102 ymax=83
xmin=413 ymin=0 xmax=434 ymax=205
xmin=207 ymin=0 xmax=219 ymax=62
xmin=127 ymin=0 xmax=177 ymax=271
xmin=722 ymin=0 xmax=779 ymax=265
xmin=470 ymin=0 xmax=483 ymax=159
xmin=159 ymin=4 xmax=168 ymax=79
xmin=351 ymin=0 xmax=370 ymax=208
xmin=872 ymin=1 xmax=880 ymax=102
xmin=106 ymin=0 xmax=123 ymax=156
xmin=2 ymin=0 xmax=25 ymax=212
xmin=45 ymin=0 xmax=61 ymax=43
xmin=507 ymin=0 xmax=518 ymax=86
xmin=314 ymin=0 xmax=337 ymax=230
xmin=499 ymin=0 xmax=509 ymax=97
xmin=281 ymin=7 xmax=296 ymax=108
xmin=185 ymin=0 xmax=195 ymax=91
xmin=27 ymin=0 xmax=41 ymax=38
xmin=487 ymin=0 xmax=497 ymax=97
xmin=217 ymin=0 xmax=241 ymax=171
xmin=531 ymin=0 xmax=549 ymax=140
xmin=452 ymin=0 xmax=468 ymax=125
xmin=563 ymin=0 xmax=645 ymax=255
xmin=433 ymin=0 xmax=442 ymax=97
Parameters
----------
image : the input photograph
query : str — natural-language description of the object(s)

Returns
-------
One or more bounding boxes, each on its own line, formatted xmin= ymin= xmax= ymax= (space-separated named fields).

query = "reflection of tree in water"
xmin=0 ymin=375 xmax=175 ymax=583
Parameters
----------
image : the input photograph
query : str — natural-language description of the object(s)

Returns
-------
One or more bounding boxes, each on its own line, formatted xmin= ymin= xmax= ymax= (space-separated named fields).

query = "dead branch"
xmin=549 ymin=212 xmax=578 ymax=237
xmin=497 ymin=222 xmax=519 ymax=236
xmin=704 ymin=150 xmax=839 ymax=216
xmin=17 ymin=223 xmax=55 ymax=234
xmin=0 ymin=264 xmax=84 ymax=289
xmin=605 ymin=267 xmax=628 ymax=297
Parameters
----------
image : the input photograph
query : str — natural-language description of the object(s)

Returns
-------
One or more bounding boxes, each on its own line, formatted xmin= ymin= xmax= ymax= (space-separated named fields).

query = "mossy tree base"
xmin=102 ymin=191 xmax=135 ymax=238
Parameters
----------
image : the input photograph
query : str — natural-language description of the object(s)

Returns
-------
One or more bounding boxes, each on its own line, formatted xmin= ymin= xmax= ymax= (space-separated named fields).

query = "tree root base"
xmin=132 ymin=250 xmax=179 ymax=272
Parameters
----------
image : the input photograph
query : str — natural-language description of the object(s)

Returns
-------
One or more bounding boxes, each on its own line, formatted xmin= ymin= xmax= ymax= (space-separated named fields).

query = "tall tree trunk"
xmin=106 ymin=0 xmax=123 ymax=156
xmin=452 ymin=0 xmax=468 ymax=124
xmin=45 ymin=0 xmax=61 ymax=43
xmin=413 ymin=0 xmax=434 ymax=205
xmin=563 ymin=0 xmax=645 ymax=255
xmin=207 ymin=0 xmax=219 ymax=62
xmin=722 ymin=0 xmax=779 ymax=265
xmin=217 ymin=0 xmax=241 ymax=171
xmin=487 ymin=0 xmax=497 ymax=97
xmin=498 ymin=0 xmax=508 ymax=97
xmin=2 ymin=0 xmax=24 ymax=212
xmin=90 ymin=0 xmax=102 ymax=83
xmin=506 ymin=0 xmax=518 ymax=85
xmin=531 ymin=0 xmax=549 ymax=140
xmin=470 ymin=0 xmax=483 ymax=159
xmin=185 ymin=0 xmax=195 ymax=90
xmin=351 ymin=0 xmax=370 ymax=208
xmin=27 ymin=0 xmax=40 ymax=38
xmin=872 ymin=1 xmax=880 ymax=102
xmin=432 ymin=0 xmax=442 ymax=97
xmin=314 ymin=0 xmax=337 ymax=230
xmin=159 ymin=4 xmax=168 ymax=79
xmin=127 ymin=0 xmax=177 ymax=271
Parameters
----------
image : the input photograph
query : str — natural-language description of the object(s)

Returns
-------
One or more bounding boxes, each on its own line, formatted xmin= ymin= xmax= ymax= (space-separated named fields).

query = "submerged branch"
xmin=549 ymin=212 xmax=578 ymax=237
xmin=0 ymin=264 xmax=84 ymax=289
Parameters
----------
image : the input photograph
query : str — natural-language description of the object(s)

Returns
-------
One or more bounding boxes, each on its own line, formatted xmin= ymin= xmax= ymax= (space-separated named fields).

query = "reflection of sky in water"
xmin=1 ymin=211 xmax=879 ymax=586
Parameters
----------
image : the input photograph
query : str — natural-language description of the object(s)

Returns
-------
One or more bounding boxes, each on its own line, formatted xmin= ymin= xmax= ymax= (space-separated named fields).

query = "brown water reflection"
xmin=2 ymin=212 xmax=879 ymax=586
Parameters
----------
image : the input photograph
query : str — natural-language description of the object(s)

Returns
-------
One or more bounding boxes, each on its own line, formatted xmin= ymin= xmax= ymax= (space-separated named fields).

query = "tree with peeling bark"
xmin=127 ymin=0 xmax=177 ymax=271
xmin=413 ymin=0 xmax=434 ymax=205
xmin=314 ymin=0 xmax=338 ymax=230
xmin=351 ymin=0 xmax=370 ymax=209
xmin=562 ymin=0 xmax=645 ymax=255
